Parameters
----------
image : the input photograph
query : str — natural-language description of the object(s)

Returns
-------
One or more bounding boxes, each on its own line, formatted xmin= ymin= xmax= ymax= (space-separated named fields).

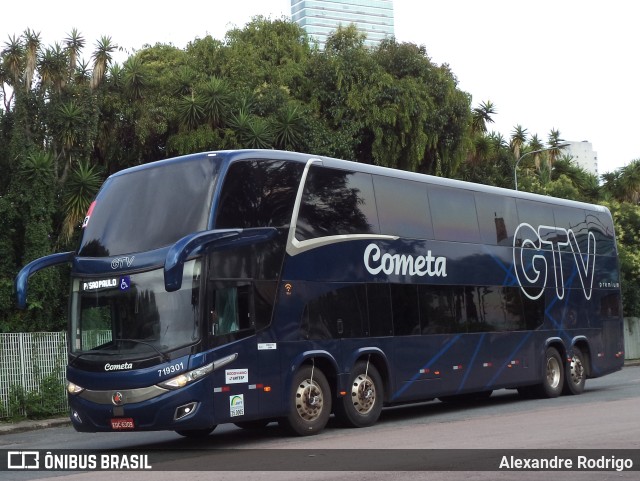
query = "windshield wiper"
xmin=114 ymin=338 xmax=170 ymax=363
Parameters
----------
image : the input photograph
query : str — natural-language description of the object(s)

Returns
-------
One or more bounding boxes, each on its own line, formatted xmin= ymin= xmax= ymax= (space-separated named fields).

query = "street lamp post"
xmin=513 ymin=142 xmax=571 ymax=191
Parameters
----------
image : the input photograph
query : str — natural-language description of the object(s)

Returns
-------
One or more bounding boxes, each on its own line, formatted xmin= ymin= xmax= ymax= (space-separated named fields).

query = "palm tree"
xmin=273 ymin=103 xmax=305 ymax=150
xmin=62 ymin=160 xmax=102 ymax=241
xmin=200 ymin=76 xmax=230 ymax=128
xmin=617 ymin=160 xmax=640 ymax=203
xmin=74 ymin=59 xmax=91 ymax=85
xmin=2 ymin=35 xmax=24 ymax=87
xmin=21 ymin=150 xmax=54 ymax=181
xmin=122 ymin=56 xmax=146 ymax=100
xmin=64 ymin=28 xmax=85 ymax=73
xmin=38 ymin=43 xmax=68 ymax=94
xmin=91 ymin=36 xmax=117 ymax=90
xmin=547 ymin=128 xmax=565 ymax=166
xmin=510 ymin=125 xmax=528 ymax=159
xmin=177 ymin=93 xmax=205 ymax=130
xmin=57 ymin=100 xmax=85 ymax=182
xmin=23 ymin=29 xmax=41 ymax=92
xmin=471 ymin=100 xmax=496 ymax=134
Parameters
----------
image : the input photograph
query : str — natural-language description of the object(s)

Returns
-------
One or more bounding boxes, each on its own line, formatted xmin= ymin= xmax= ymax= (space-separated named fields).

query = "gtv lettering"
xmin=513 ymin=223 xmax=596 ymax=300
xmin=364 ymin=244 xmax=447 ymax=278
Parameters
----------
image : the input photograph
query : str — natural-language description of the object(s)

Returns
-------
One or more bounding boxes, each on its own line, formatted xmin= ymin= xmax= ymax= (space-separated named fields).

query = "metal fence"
xmin=0 ymin=332 xmax=67 ymax=419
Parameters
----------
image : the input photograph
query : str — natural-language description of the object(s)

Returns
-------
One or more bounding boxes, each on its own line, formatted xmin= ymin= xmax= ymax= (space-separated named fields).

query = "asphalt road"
xmin=2 ymin=366 xmax=640 ymax=481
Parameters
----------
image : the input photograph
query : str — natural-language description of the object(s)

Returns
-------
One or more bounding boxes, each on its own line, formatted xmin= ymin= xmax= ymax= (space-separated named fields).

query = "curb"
xmin=0 ymin=417 xmax=70 ymax=436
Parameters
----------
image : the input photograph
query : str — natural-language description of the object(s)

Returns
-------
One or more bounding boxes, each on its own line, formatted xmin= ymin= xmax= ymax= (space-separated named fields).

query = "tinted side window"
xmin=216 ymin=159 xmax=304 ymax=228
xmin=302 ymin=285 xmax=367 ymax=339
xmin=390 ymin=284 xmax=421 ymax=335
xmin=373 ymin=175 xmax=433 ymax=239
xmin=515 ymin=200 xmax=556 ymax=249
xmin=475 ymin=193 xmax=519 ymax=246
xmin=553 ymin=207 xmax=589 ymax=253
xmin=588 ymin=210 xmax=616 ymax=256
xmin=296 ymin=166 xmax=380 ymax=241
xmin=428 ymin=185 xmax=481 ymax=243
xmin=367 ymin=284 xmax=393 ymax=337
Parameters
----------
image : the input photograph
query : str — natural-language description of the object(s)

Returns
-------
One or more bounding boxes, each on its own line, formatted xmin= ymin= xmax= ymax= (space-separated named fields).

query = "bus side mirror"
xmin=15 ymin=251 xmax=74 ymax=309
xmin=164 ymin=228 xmax=278 ymax=292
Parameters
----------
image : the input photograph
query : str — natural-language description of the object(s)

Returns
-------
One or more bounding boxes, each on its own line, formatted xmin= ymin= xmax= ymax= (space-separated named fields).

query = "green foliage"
xmin=5 ymin=372 xmax=66 ymax=420
xmin=2 ymin=17 xmax=640 ymax=332
xmin=604 ymin=201 xmax=640 ymax=316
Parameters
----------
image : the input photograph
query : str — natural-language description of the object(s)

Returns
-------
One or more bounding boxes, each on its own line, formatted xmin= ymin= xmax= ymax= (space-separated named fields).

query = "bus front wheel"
xmin=538 ymin=347 xmax=564 ymax=398
xmin=335 ymin=361 xmax=383 ymax=428
xmin=279 ymin=365 xmax=331 ymax=436
xmin=563 ymin=347 xmax=586 ymax=395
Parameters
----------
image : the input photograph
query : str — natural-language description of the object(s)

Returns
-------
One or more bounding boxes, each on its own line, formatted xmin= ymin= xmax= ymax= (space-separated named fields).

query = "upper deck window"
xmin=215 ymin=159 xmax=304 ymax=229
xmin=296 ymin=166 xmax=380 ymax=241
xmin=79 ymin=157 xmax=219 ymax=256
xmin=428 ymin=185 xmax=481 ymax=243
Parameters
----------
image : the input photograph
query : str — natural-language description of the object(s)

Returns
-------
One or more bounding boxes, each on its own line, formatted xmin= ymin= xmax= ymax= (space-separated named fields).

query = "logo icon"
xmin=7 ymin=451 xmax=40 ymax=469
xmin=112 ymin=392 xmax=124 ymax=405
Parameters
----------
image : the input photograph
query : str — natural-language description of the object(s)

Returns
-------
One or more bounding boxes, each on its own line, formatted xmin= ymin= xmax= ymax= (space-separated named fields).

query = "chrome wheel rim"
xmin=546 ymin=356 xmax=561 ymax=389
xmin=569 ymin=355 xmax=584 ymax=385
xmin=295 ymin=379 xmax=324 ymax=422
xmin=350 ymin=373 xmax=376 ymax=415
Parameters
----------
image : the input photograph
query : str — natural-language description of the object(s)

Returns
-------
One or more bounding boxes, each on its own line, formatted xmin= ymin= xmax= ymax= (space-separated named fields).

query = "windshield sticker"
xmin=230 ymin=394 xmax=245 ymax=417
xmin=82 ymin=201 xmax=96 ymax=228
xmin=119 ymin=276 xmax=131 ymax=291
xmin=226 ymin=369 xmax=249 ymax=384
xmin=83 ymin=278 xmax=118 ymax=291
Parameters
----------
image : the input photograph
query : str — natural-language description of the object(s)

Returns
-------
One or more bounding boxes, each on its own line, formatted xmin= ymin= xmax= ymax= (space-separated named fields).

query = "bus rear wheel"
xmin=335 ymin=361 xmax=383 ymax=428
xmin=563 ymin=347 xmax=586 ymax=395
xmin=537 ymin=347 xmax=564 ymax=398
xmin=279 ymin=365 xmax=331 ymax=436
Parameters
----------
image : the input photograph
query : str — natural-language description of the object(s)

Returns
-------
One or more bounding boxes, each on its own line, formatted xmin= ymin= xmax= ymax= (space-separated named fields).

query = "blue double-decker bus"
xmin=16 ymin=149 xmax=624 ymax=436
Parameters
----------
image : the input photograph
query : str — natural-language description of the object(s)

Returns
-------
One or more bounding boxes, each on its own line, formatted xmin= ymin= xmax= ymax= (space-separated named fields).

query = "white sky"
xmin=3 ymin=0 xmax=639 ymax=175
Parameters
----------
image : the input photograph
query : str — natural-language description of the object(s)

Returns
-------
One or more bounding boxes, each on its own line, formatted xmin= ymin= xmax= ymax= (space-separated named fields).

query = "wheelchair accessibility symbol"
xmin=119 ymin=276 xmax=131 ymax=291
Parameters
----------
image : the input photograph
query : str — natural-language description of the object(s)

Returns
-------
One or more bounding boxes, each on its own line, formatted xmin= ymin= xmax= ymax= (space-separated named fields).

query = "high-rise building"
xmin=563 ymin=141 xmax=598 ymax=176
xmin=291 ymin=0 xmax=395 ymax=49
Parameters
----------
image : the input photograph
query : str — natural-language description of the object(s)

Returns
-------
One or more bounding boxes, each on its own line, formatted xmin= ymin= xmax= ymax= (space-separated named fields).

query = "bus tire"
xmin=279 ymin=365 xmax=331 ymax=436
xmin=538 ymin=347 xmax=564 ymax=398
xmin=335 ymin=361 xmax=383 ymax=428
xmin=175 ymin=426 xmax=216 ymax=438
xmin=563 ymin=347 xmax=586 ymax=395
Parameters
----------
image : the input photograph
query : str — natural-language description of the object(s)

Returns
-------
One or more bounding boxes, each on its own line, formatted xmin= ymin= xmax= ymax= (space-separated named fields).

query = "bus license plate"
xmin=111 ymin=418 xmax=135 ymax=430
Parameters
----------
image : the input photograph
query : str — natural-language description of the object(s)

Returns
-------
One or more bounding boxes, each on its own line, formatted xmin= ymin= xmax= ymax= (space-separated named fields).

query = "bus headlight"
xmin=157 ymin=362 xmax=214 ymax=390
xmin=67 ymin=381 xmax=85 ymax=395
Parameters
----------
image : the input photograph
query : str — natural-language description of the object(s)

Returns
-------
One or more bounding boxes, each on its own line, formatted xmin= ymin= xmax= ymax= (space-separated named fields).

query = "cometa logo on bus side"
xmin=363 ymin=243 xmax=447 ymax=278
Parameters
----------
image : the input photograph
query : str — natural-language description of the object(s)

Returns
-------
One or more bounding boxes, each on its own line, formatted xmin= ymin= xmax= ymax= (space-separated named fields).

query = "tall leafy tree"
xmin=91 ymin=36 xmax=116 ymax=90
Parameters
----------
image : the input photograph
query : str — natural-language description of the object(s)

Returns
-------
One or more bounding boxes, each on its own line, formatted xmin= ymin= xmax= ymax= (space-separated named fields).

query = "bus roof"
xmin=108 ymin=149 xmax=609 ymax=214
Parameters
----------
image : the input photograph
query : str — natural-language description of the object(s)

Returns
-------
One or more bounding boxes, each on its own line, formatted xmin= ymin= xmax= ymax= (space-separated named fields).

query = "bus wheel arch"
xmin=279 ymin=356 xmax=335 ymax=436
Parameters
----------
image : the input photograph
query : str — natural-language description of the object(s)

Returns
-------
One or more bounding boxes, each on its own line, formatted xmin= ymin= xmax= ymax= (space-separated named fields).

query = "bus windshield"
xmin=69 ymin=260 xmax=202 ymax=359
xmin=78 ymin=156 xmax=219 ymax=257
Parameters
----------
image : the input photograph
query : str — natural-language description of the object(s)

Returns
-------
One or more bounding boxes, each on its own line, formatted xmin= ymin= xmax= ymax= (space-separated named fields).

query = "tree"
xmin=472 ymin=100 xmax=496 ymax=134
xmin=91 ymin=36 xmax=117 ymax=90
xmin=510 ymin=125 xmax=528 ymax=159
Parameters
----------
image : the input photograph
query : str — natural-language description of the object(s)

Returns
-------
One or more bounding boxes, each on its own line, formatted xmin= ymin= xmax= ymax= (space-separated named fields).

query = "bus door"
xmin=206 ymin=282 xmax=260 ymax=423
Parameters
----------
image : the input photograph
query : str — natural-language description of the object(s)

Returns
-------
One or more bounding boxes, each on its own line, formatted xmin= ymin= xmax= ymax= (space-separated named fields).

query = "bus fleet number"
xmin=158 ymin=362 xmax=184 ymax=377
